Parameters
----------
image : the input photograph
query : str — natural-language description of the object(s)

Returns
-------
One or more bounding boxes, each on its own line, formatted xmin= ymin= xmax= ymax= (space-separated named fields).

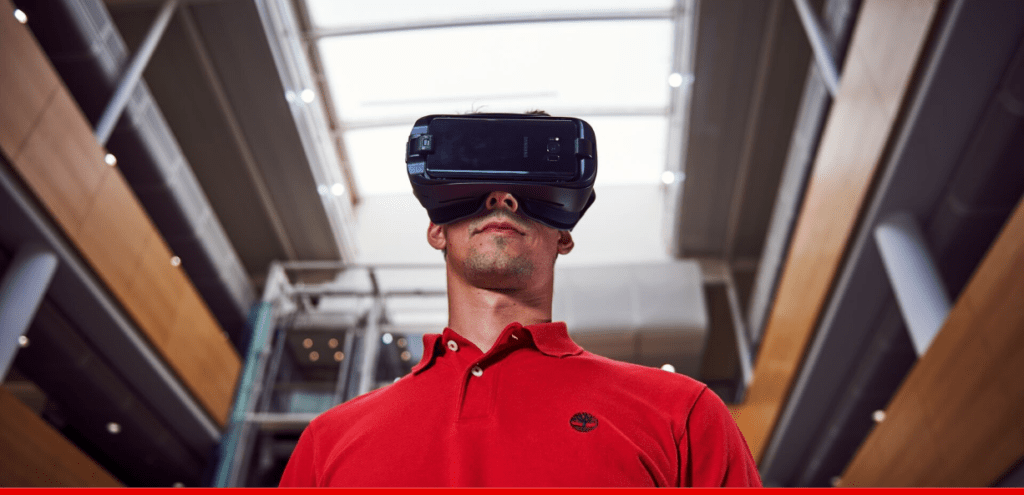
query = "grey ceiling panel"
xmin=189 ymin=0 xmax=342 ymax=261
xmin=677 ymin=0 xmax=771 ymax=257
xmin=675 ymin=0 xmax=813 ymax=261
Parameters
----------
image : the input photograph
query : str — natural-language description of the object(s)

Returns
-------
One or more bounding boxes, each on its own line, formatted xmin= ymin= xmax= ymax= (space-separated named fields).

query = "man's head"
xmin=427 ymin=191 xmax=574 ymax=291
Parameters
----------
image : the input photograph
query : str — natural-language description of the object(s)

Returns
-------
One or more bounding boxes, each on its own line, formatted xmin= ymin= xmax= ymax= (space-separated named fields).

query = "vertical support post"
xmin=356 ymin=269 xmax=382 ymax=396
xmin=873 ymin=212 xmax=952 ymax=356
xmin=792 ymin=0 xmax=841 ymax=96
xmin=332 ymin=330 xmax=356 ymax=404
xmin=724 ymin=273 xmax=755 ymax=401
xmin=213 ymin=263 xmax=287 ymax=487
xmin=212 ymin=301 xmax=274 ymax=487
xmin=94 ymin=0 xmax=180 ymax=145
xmin=0 ymin=244 xmax=58 ymax=381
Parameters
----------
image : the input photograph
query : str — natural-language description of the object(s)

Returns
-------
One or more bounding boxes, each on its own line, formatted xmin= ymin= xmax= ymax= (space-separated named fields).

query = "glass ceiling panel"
xmin=318 ymin=20 xmax=674 ymax=126
xmin=307 ymin=0 xmax=674 ymax=29
xmin=345 ymin=115 xmax=666 ymax=196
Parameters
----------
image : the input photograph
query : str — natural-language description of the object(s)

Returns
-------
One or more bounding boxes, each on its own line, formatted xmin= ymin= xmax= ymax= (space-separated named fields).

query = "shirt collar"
xmin=411 ymin=321 xmax=583 ymax=374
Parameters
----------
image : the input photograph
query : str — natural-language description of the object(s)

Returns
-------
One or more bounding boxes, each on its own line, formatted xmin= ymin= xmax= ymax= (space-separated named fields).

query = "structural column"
xmin=0 ymin=244 xmax=58 ymax=380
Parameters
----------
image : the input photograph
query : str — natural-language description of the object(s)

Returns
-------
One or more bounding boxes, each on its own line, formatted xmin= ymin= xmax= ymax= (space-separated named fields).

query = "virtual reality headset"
xmin=406 ymin=113 xmax=597 ymax=231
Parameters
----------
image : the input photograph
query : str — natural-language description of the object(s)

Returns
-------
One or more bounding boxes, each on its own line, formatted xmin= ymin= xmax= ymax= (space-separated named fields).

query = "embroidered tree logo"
xmin=569 ymin=412 xmax=598 ymax=432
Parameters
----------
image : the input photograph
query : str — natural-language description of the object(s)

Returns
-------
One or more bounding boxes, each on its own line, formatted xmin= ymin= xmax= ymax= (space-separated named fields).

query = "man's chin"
xmin=463 ymin=252 xmax=534 ymax=287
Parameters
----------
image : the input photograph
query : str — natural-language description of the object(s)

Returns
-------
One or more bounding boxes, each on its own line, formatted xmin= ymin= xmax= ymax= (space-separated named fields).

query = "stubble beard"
xmin=463 ymin=236 xmax=535 ymax=288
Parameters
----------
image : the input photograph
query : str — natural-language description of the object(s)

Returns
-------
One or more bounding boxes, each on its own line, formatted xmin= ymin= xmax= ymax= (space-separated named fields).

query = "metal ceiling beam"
xmin=179 ymin=7 xmax=298 ymax=260
xmin=95 ymin=0 xmax=178 ymax=144
xmin=656 ymin=0 xmax=695 ymax=254
xmin=873 ymin=212 xmax=951 ymax=355
xmin=723 ymin=0 xmax=783 ymax=262
xmin=309 ymin=9 xmax=677 ymax=39
xmin=288 ymin=0 xmax=361 ymax=204
xmin=253 ymin=0 xmax=358 ymax=262
xmin=793 ymin=0 xmax=841 ymax=96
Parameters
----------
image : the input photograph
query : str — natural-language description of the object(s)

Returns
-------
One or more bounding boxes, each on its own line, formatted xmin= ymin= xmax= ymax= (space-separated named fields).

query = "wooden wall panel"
xmin=10 ymin=89 xmax=109 ymax=235
xmin=0 ymin=0 xmax=240 ymax=426
xmin=841 ymin=198 xmax=1024 ymax=487
xmin=0 ymin=386 xmax=122 ymax=487
xmin=78 ymin=166 xmax=152 ymax=295
xmin=0 ymin=5 xmax=60 ymax=155
xmin=126 ymin=229 xmax=190 ymax=350
xmin=168 ymin=298 xmax=239 ymax=422
xmin=733 ymin=0 xmax=941 ymax=461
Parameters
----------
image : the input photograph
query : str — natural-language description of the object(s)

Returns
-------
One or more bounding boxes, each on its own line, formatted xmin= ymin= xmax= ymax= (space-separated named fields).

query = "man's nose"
xmin=485 ymin=191 xmax=519 ymax=213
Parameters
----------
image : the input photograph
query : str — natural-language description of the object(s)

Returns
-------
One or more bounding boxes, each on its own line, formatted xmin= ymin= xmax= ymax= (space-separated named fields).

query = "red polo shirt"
xmin=279 ymin=322 xmax=761 ymax=487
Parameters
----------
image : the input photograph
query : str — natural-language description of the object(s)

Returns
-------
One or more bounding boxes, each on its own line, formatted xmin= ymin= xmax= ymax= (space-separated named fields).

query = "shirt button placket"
xmin=460 ymin=361 xmax=492 ymax=420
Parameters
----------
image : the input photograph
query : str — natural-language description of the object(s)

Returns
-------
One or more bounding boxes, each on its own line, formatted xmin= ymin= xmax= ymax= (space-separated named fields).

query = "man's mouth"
xmin=475 ymin=220 xmax=525 ymax=235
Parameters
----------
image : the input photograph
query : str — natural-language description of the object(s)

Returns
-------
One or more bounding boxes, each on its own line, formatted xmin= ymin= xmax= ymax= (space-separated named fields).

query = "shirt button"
xmin=471 ymin=365 xmax=483 ymax=377
xmin=447 ymin=340 xmax=459 ymax=352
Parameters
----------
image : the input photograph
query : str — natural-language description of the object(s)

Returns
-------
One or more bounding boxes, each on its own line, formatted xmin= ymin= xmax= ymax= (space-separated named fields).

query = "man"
xmin=279 ymin=115 xmax=762 ymax=487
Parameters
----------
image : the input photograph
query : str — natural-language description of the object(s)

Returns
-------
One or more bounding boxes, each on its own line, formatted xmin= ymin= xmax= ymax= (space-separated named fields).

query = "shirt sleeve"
xmin=278 ymin=424 xmax=319 ymax=487
xmin=681 ymin=387 xmax=762 ymax=487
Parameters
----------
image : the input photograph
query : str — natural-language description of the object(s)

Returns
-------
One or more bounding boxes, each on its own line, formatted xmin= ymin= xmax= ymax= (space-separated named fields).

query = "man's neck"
xmin=445 ymin=271 xmax=553 ymax=353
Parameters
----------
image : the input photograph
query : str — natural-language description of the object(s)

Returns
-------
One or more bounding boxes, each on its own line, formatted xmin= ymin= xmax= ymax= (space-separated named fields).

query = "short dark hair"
xmin=463 ymin=109 xmax=551 ymax=117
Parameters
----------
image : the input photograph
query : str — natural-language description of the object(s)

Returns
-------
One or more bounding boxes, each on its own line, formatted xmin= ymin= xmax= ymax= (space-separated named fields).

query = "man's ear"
xmin=557 ymin=230 xmax=574 ymax=255
xmin=427 ymin=222 xmax=447 ymax=252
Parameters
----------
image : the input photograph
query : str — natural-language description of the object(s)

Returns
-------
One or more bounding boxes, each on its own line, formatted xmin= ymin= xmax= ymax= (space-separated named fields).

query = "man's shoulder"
xmin=307 ymin=378 xmax=404 ymax=430
xmin=569 ymin=350 xmax=710 ymax=405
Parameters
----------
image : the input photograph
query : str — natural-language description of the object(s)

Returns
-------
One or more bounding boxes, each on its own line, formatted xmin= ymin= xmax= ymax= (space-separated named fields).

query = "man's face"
xmin=427 ymin=191 xmax=574 ymax=290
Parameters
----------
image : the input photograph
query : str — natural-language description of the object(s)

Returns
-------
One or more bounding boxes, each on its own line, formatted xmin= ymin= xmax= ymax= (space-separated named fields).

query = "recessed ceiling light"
xmin=330 ymin=183 xmax=345 ymax=196
xmin=18 ymin=335 xmax=29 ymax=347
xmin=301 ymin=89 xmax=316 ymax=103
xmin=334 ymin=351 xmax=344 ymax=361
xmin=303 ymin=338 xmax=313 ymax=349
xmin=309 ymin=351 xmax=320 ymax=361
xmin=107 ymin=422 xmax=121 ymax=434
xmin=661 ymin=171 xmax=676 ymax=185
xmin=382 ymin=332 xmax=393 ymax=345
xmin=328 ymin=338 xmax=339 ymax=349
xmin=400 ymin=351 xmax=411 ymax=361
xmin=668 ymin=72 xmax=693 ymax=88
xmin=13 ymin=8 xmax=27 ymax=24
xmin=872 ymin=410 xmax=886 ymax=423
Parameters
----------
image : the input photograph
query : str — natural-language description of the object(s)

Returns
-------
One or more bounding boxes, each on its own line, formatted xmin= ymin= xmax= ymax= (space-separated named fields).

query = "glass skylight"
xmin=318 ymin=20 xmax=674 ymax=126
xmin=317 ymin=19 xmax=675 ymax=196
xmin=306 ymin=0 xmax=674 ymax=30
